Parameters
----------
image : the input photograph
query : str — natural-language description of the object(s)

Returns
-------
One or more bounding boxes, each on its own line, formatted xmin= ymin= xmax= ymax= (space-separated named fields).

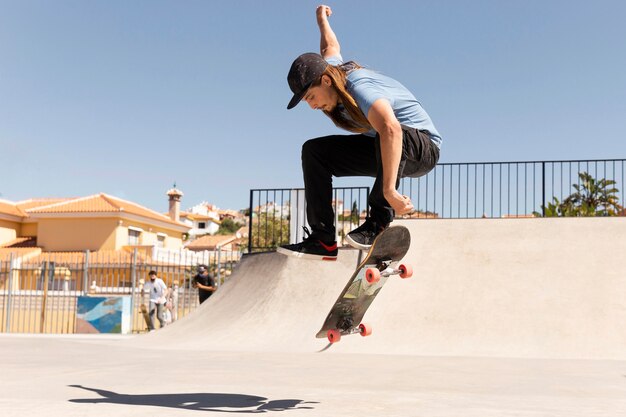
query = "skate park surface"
xmin=2 ymin=218 xmax=626 ymax=416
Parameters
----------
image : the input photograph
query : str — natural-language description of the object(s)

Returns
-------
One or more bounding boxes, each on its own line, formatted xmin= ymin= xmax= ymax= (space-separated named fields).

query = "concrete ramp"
xmin=362 ymin=217 xmax=626 ymax=359
xmin=142 ymin=248 xmax=361 ymax=352
xmin=139 ymin=218 xmax=626 ymax=360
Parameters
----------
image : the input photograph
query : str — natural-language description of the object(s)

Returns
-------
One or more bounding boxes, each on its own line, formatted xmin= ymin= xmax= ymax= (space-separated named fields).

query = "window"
xmin=157 ymin=234 xmax=166 ymax=248
xmin=128 ymin=229 xmax=141 ymax=245
xmin=198 ymin=222 xmax=206 ymax=229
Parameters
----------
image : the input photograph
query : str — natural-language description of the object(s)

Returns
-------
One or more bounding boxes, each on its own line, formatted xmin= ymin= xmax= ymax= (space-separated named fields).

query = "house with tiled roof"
xmin=217 ymin=208 xmax=245 ymax=222
xmin=0 ymin=199 xmax=26 ymax=244
xmin=179 ymin=202 xmax=222 ymax=238
xmin=180 ymin=211 xmax=221 ymax=237
xmin=0 ymin=191 xmax=190 ymax=253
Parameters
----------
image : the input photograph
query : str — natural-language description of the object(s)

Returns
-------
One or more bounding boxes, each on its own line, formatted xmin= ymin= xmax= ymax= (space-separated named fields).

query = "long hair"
xmin=311 ymin=62 xmax=372 ymax=134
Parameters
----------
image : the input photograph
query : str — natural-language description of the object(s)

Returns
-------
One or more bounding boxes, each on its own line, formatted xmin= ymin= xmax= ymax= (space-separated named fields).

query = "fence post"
xmin=290 ymin=189 xmax=308 ymax=244
xmin=248 ymin=190 xmax=254 ymax=253
xmin=82 ymin=250 xmax=90 ymax=295
xmin=541 ymin=162 xmax=546 ymax=217
xmin=5 ymin=253 xmax=14 ymax=333
xmin=40 ymin=261 xmax=51 ymax=333
xmin=130 ymin=248 xmax=138 ymax=333
xmin=216 ymin=246 xmax=222 ymax=287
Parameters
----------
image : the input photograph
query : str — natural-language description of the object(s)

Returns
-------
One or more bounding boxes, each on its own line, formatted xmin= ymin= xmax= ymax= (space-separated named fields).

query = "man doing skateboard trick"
xmin=278 ymin=5 xmax=442 ymax=260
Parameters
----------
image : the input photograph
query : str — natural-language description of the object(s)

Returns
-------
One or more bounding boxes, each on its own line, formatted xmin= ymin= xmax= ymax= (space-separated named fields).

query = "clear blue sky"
xmin=1 ymin=0 xmax=625 ymax=212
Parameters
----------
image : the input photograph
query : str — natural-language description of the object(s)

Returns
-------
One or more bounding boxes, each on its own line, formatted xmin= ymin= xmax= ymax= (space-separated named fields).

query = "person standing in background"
xmin=192 ymin=265 xmax=217 ymax=304
xmin=142 ymin=270 xmax=168 ymax=330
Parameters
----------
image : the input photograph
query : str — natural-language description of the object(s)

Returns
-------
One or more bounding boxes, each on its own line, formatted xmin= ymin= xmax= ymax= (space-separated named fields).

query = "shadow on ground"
xmin=68 ymin=385 xmax=318 ymax=413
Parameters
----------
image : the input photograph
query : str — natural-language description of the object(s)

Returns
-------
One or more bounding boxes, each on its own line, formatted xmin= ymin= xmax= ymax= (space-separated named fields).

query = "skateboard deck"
xmin=316 ymin=225 xmax=412 ymax=343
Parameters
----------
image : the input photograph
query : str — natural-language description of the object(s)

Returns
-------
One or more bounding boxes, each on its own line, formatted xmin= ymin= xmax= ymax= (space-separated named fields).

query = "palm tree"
xmin=537 ymin=172 xmax=622 ymax=217
xmin=563 ymin=172 xmax=621 ymax=216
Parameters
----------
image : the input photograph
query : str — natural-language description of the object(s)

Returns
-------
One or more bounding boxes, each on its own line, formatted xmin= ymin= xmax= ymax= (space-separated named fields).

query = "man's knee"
xmin=301 ymin=138 xmax=326 ymax=162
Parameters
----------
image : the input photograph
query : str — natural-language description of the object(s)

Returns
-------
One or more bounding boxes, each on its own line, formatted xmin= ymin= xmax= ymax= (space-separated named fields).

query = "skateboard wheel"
xmin=365 ymin=268 xmax=381 ymax=284
xmin=359 ymin=323 xmax=372 ymax=337
xmin=399 ymin=264 xmax=413 ymax=279
xmin=327 ymin=329 xmax=341 ymax=343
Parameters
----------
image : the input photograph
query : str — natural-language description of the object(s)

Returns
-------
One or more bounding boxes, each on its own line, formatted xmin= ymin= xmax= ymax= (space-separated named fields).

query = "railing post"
xmin=216 ymin=246 xmax=222 ymax=288
xmin=40 ymin=261 xmax=52 ymax=333
xmin=82 ymin=250 xmax=90 ymax=295
xmin=130 ymin=248 xmax=138 ymax=333
xmin=366 ymin=187 xmax=371 ymax=218
xmin=541 ymin=162 xmax=546 ymax=217
xmin=248 ymin=190 xmax=254 ymax=253
xmin=5 ymin=253 xmax=14 ymax=333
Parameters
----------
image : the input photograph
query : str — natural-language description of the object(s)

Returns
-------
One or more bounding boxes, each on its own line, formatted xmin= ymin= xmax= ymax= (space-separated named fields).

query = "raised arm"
xmin=317 ymin=5 xmax=340 ymax=58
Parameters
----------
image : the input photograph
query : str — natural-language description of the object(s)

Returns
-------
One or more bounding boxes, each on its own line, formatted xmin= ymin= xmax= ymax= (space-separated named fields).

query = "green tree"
xmin=535 ymin=172 xmax=622 ymax=217
xmin=217 ymin=218 xmax=242 ymax=235
xmin=350 ymin=201 xmax=359 ymax=224
xmin=247 ymin=213 xmax=290 ymax=252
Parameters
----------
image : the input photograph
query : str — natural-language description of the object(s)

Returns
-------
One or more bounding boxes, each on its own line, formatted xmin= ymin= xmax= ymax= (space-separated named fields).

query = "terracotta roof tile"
xmin=26 ymin=193 xmax=188 ymax=228
xmin=0 ymin=237 xmax=37 ymax=248
xmin=16 ymin=198 xmax=72 ymax=212
xmin=27 ymin=194 xmax=117 ymax=214
xmin=186 ymin=234 xmax=239 ymax=250
xmin=0 ymin=200 xmax=26 ymax=217
xmin=218 ymin=209 xmax=243 ymax=217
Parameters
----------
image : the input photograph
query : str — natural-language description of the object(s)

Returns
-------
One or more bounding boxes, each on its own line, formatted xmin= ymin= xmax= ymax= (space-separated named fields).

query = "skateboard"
xmin=140 ymin=304 xmax=151 ymax=331
xmin=316 ymin=225 xmax=412 ymax=343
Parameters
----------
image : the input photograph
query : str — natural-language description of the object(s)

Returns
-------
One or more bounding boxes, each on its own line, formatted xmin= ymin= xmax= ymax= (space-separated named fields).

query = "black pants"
xmin=301 ymin=126 xmax=439 ymax=240
xmin=199 ymin=290 xmax=211 ymax=304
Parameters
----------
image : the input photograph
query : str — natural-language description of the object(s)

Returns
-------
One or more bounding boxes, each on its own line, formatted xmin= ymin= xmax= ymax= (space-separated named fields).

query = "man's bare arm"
xmin=317 ymin=5 xmax=340 ymax=58
xmin=367 ymin=99 xmax=414 ymax=215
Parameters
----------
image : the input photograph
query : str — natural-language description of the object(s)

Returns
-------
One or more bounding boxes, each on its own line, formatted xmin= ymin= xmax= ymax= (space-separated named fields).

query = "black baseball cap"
xmin=287 ymin=53 xmax=329 ymax=109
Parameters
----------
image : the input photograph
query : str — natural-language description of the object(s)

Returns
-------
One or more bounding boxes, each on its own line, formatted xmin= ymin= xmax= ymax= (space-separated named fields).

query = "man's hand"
xmin=316 ymin=5 xmax=332 ymax=24
xmin=385 ymin=190 xmax=414 ymax=216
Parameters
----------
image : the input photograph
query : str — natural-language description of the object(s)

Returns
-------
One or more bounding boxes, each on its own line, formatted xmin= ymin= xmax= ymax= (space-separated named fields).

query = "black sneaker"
xmin=277 ymin=227 xmax=338 ymax=261
xmin=346 ymin=219 xmax=386 ymax=250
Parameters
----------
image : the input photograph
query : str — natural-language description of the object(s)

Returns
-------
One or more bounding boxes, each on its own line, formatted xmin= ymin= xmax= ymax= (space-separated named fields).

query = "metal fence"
xmin=399 ymin=159 xmax=625 ymax=218
xmin=248 ymin=187 xmax=370 ymax=252
xmin=0 ymin=248 xmax=241 ymax=334
xmin=248 ymin=159 xmax=625 ymax=251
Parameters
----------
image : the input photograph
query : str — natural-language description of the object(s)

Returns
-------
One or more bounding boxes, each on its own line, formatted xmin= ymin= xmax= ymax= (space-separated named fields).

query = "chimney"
xmin=166 ymin=185 xmax=184 ymax=222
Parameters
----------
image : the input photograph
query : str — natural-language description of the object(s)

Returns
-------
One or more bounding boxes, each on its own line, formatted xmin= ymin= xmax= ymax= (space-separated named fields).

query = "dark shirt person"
xmin=193 ymin=265 xmax=216 ymax=304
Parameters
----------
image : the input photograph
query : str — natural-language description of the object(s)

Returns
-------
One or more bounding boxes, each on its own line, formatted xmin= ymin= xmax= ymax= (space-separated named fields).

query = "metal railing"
xmin=248 ymin=187 xmax=370 ymax=252
xmin=400 ymin=158 xmax=625 ymax=218
xmin=0 ymin=248 xmax=241 ymax=334
xmin=247 ymin=159 xmax=625 ymax=250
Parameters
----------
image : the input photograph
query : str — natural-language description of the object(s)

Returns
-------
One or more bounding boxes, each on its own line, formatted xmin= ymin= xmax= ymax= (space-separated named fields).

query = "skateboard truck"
xmin=327 ymin=322 xmax=373 ymax=343
xmin=365 ymin=263 xmax=413 ymax=284
xmin=336 ymin=316 xmax=354 ymax=331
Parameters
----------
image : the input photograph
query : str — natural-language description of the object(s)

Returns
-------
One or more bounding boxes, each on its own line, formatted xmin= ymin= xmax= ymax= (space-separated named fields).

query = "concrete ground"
xmin=3 ymin=219 xmax=626 ymax=416
xmin=2 ymin=334 xmax=625 ymax=417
